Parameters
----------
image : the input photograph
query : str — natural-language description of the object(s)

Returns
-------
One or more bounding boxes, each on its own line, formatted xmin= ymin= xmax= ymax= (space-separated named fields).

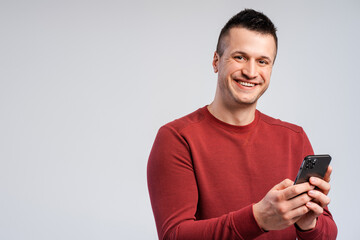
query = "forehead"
xmin=223 ymin=27 xmax=277 ymax=60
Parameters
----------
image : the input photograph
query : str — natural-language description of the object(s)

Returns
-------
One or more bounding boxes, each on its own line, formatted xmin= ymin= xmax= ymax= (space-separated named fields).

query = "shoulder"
xmin=258 ymin=111 xmax=304 ymax=134
xmin=152 ymin=107 xmax=206 ymax=151
xmin=161 ymin=106 xmax=206 ymax=134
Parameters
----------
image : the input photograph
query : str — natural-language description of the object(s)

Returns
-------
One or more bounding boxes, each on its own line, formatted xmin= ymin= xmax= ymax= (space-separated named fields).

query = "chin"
xmin=233 ymin=95 xmax=258 ymax=105
xmin=232 ymin=98 xmax=257 ymax=106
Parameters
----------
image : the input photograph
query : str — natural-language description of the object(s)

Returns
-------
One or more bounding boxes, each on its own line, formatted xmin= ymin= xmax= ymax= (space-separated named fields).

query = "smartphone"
xmin=294 ymin=154 xmax=332 ymax=184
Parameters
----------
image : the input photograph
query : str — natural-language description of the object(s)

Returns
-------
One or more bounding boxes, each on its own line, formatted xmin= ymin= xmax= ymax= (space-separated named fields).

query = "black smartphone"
xmin=294 ymin=155 xmax=332 ymax=184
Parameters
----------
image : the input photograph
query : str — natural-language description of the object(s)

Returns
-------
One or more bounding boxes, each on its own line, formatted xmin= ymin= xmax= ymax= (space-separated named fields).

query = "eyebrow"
xmin=232 ymin=51 xmax=273 ymax=64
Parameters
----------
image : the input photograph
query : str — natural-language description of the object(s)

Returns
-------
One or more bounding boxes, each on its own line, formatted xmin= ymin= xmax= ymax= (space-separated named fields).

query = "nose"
xmin=242 ymin=60 xmax=258 ymax=79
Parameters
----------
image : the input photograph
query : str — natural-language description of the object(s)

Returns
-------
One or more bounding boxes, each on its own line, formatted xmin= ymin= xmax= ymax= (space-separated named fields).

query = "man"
xmin=147 ymin=9 xmax=337 ymax=239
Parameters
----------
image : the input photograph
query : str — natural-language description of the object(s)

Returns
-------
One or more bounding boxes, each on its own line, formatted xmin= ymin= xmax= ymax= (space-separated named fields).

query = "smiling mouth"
xmin=235 ymin=80 xmax=257 ymax=87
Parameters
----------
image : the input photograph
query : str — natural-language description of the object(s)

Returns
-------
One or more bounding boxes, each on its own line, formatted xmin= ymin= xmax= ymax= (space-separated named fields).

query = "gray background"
xmin=0 ymin=0 xmax=358 ymax=239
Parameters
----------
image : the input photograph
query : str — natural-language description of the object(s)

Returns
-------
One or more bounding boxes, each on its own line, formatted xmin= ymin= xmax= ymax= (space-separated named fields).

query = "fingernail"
xmin=309 ymin=190 xmax=315 ymax=196
xmin=310 ymin=177 xmax=317 ymax=183
xmin=306 ymin=202 xmax=313 ymax=207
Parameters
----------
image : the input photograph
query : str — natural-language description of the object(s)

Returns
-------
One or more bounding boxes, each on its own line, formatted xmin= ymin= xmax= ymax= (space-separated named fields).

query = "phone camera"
xmin=305 ymin=158 xmax=316 ymax=169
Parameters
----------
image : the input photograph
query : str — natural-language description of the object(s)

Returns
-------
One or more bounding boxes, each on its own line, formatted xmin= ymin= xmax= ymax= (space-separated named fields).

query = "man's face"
xmin=213 ymin=27 xmax=277 ymax=107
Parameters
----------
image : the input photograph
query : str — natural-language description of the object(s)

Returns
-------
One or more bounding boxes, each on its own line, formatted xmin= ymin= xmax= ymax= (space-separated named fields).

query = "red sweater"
xmin=147 ymin=106 xmax=337 ymax=240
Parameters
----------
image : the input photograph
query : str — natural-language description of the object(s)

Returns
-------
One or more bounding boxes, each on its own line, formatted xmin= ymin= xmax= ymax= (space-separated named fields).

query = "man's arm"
xmin=147 ymin=126 xmax=266 ymax=240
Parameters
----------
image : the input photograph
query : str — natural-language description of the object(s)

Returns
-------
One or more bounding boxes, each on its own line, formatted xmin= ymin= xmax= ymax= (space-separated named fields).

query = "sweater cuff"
xmin=231 ymin=204 xmax=266 ymax=239
xmin=296 ymin=215 xmax=324 ymax=239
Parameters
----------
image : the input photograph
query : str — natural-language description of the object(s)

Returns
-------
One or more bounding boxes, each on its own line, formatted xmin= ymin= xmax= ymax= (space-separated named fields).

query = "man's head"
xmin=216 ymin=9 xmax=278 ymax=58
xmin=211 ymin=9 xmax=278 ymax=110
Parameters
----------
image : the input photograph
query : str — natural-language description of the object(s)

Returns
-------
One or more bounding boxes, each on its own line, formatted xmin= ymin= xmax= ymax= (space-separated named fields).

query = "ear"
xmin=212 ymin=51 xmax=219 ymax=73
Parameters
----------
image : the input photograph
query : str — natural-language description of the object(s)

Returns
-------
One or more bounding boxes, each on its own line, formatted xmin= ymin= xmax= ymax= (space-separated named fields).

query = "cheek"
xmin=224 ymin=64 xmax=241 ymax=79
xmin=218 ymin=65 xmax=231 ymax=80
xmin=260 ymin=68 xmax=272 ymax=81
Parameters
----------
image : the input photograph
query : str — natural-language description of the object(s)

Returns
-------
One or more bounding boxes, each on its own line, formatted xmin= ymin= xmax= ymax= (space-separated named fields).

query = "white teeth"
xmin=238 ymin=81 xmax=255 ymax=87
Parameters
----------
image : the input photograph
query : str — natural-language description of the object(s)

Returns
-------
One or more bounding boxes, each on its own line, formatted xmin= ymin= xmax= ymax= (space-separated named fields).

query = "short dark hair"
xmin=216 ymin=9 xmax=278 ymax=57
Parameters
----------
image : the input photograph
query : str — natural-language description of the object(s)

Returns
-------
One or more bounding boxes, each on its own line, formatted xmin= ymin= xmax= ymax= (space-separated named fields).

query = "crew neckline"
xmin=201 ymin=105 xmax=260 ymax=132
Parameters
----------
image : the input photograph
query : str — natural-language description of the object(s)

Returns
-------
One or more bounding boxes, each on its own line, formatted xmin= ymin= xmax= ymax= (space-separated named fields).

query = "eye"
xmin=234 ymin=55 xmax=246 ymax=61
xmin=258 ymin=59 xmax=269 ymax=65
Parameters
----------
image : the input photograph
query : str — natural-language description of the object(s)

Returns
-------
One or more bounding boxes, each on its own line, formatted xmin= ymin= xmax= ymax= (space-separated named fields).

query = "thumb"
xmin=272 ymin=179 xmax=294 ymax=190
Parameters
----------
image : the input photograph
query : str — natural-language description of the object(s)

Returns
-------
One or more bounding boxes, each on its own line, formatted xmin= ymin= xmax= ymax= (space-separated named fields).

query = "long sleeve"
xmin=296 ymin=208 xmax=337 ymax=240
xmin=147 ymin=126 xmax=265 ymax=240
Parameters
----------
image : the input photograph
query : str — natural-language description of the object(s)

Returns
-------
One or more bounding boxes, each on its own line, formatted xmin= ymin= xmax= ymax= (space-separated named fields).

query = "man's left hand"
xmin=295 ymin=166 xmax=332 ymax=230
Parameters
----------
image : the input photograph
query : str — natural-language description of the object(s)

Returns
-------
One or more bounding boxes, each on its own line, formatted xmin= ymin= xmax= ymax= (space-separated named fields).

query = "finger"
xmin=285 ymin=205 xmax=310 ymax=221
xmin=305 ymin=201 xmax=324 ymax=217
xmin=283 ymin=182 xmax=314 ymax=200
xmin=308 ymin=190 xmax=331 ymax=208
xmin=273 ymin=179 xmax=294 ymax=190
xmin=323 ymin=165 xmax=332 ymax=183
xmin=309 ymin=177 xmax=331 ymax=195
xmin=288 ymin=193 xmax=312 ymax=209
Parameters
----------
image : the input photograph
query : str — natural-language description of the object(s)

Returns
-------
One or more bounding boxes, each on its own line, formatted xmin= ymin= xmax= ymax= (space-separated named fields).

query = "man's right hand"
xmin=252 ymin=179 xmax=314 ymax=231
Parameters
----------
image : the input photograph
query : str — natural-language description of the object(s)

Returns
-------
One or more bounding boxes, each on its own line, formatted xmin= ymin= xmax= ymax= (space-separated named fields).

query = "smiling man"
xmin=147 ymin=9 xmax=337 ymax=240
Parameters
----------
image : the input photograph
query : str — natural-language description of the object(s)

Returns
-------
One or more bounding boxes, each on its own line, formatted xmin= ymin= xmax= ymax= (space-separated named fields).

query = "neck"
xmin=208 ymin=100 xmax=257 ymax=126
